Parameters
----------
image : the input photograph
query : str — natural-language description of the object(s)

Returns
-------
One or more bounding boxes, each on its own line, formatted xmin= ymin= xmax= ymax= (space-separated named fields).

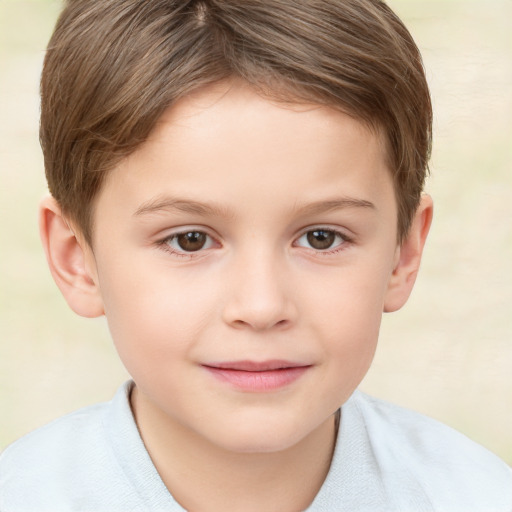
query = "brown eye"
xmin=175 ymin=232 xmax=208 ymax=252
xmin=306 ymin=230 xmax=337 ymax=250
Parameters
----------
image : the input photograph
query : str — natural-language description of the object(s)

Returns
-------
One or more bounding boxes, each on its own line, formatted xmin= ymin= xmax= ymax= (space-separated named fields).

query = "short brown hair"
xmin=40 ymin=0 xmax=432 ymax=245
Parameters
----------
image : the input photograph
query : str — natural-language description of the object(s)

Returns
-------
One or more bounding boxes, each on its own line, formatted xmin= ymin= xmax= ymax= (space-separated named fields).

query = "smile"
xmin=201 ymin=360 xmax=311 ymax=392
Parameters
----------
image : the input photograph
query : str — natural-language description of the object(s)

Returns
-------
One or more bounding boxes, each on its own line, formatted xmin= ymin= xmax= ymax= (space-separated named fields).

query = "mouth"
xmin=201 ymin=360 xmax=312 ymax=392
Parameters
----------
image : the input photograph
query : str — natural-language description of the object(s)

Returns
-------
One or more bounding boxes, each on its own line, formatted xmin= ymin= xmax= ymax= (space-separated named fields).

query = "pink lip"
xmin=202 ymin=360 xmax=311 ymax=392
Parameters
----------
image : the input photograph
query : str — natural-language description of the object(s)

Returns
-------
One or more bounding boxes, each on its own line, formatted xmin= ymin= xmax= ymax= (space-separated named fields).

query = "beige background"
xmin=1 ymin=0 xmax=511 ymax=463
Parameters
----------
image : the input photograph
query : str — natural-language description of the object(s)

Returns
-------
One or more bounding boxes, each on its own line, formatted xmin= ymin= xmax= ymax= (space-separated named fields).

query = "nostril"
xmin=221 ymin=279 xmax=297 ymax=331
xmin=229 ymin=317 xmax=290 ymax=331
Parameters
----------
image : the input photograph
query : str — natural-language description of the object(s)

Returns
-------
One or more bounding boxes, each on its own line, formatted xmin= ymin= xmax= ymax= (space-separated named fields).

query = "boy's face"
xmin=83 ymin=81 xmax=403 ymax=452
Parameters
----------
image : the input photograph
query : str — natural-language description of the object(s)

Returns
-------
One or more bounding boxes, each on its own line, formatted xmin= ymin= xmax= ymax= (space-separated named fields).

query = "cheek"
xmin=97 ymin=259 xmax=220 ymax=370
xmin=303 ymin=257 xmax=390 ymax=331
xmin=321 ymin=291 xmax=382 ymax=374
xmin=301 ymin=262 xmax=389 ymax=382
xmin=317 ymin=303 xmax=381 ymax=405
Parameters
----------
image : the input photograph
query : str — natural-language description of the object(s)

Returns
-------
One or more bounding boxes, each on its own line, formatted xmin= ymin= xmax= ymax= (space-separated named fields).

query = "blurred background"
xmin=0 ymin=0 xmax=511 ymax=463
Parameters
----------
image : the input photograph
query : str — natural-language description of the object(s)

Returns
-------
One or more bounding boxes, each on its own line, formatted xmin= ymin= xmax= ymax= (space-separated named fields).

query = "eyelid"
xmin=156 ymin=226 xmax=221 ymax=257
xmin=293 ymin=226 xmax=354 ymax=252
xmin=303 ymin=224 xmax=353 ymax=239
xmin=154 ymin=224 xmax=354 ymax=259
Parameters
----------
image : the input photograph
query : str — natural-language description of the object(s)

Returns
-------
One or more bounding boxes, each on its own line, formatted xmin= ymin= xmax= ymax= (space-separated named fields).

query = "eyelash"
xmin=156 ymin=227 xmax=353 ymax=258
xmin=156 ymin=229 xmax=217 ymax=259
xmin=294 ymin=228 xmax=352 ymax=255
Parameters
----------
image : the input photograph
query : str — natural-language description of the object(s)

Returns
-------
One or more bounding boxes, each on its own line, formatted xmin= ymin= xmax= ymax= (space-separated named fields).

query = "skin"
xmin=40 ymin=80 xmax=432 ymax=511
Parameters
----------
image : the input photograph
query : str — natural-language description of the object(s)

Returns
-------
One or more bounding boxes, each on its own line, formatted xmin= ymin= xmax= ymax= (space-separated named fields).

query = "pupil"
xmin=307 ymin=230 xmax=335 ymax=250
xmin=177 ymin=232 xmax=206 ymax=251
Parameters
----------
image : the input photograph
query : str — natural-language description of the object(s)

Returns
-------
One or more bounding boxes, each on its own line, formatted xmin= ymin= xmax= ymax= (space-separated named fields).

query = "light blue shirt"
xmin=1 ymin=381 xmax=511 ymax=511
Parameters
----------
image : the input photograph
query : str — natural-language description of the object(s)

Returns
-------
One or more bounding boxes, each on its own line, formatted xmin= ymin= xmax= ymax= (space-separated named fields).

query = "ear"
xmin=383 ymin=194 xmax=433 ymax=313
xmin=39 ymin=195 xmax=104 ymax=318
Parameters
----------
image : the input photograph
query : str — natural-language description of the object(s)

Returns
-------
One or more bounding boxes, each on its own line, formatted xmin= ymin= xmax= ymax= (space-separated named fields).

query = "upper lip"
xmin=203 ymin=360 xmax=310 ymax=372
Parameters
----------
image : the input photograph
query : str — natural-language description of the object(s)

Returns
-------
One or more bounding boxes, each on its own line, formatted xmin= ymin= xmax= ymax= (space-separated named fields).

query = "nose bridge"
xmin=222 ymin=242 xmax=295 ymax=331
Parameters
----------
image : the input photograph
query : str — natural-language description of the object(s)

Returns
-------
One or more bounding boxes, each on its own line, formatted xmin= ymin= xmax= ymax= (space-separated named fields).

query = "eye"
xmin=295 ymin=228 xmax=347 ymax=251
xmin=165 ymin=231 xmax=215 ymax=253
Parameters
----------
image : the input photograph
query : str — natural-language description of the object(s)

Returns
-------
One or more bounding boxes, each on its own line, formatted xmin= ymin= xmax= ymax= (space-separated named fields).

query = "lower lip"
xmin=203 ymin=366 xmax=310 ymax=392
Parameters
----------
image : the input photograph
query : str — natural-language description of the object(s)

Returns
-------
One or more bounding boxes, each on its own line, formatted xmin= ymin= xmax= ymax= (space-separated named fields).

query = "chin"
xmin=217 ymin=432 xmax=302 ymax=455
xmin=205 ymin=414 xmax=319 ymax=455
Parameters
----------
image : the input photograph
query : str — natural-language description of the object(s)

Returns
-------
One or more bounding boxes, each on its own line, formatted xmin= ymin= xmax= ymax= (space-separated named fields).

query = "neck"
xmin=131 ymin=386 xmax=337 ymax=512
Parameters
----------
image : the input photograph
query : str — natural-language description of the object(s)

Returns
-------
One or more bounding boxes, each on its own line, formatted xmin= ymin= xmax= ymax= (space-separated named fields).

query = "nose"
xmin=222 ymin=248 xmax=297 ymax=331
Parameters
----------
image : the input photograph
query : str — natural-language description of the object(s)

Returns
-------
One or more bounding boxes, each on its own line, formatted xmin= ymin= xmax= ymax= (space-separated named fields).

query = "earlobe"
xmin=39 ymin=195 xmax=104 ymax=318
xmin=383 ymin=194 xmax=433 ymax=313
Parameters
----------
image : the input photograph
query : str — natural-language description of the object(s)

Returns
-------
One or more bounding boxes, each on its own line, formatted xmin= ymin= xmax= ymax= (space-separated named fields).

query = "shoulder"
xmin=0 ymin=398 xmax=109 ymax=469
xmin=1 ymin=399 xmax=108 ymax=459
xmin=0 ymin=382 xmax=149 ymax=512
xmin=350 ymin=391 xmax=512 ymax=510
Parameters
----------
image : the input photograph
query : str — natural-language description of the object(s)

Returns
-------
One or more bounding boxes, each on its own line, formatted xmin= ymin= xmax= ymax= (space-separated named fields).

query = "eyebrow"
xmin=133 ymin=196 xmax=232 ymax=218
xmin=133 ymin=195 xmax=375 ymax=218
xmin=293 ymin=197 xmax=376 ymax=216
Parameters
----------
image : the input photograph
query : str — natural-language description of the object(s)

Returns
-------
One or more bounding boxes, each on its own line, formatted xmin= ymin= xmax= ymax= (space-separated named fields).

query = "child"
xmin=1 ymin=0 xmax=511 ymax=510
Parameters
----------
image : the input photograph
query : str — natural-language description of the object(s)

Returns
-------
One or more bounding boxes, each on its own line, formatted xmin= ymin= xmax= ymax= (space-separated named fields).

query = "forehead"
xmin=155 ymin=80 xmax=384 ymax=154
xmin=96 ymin=80 xmax=394 ymax=226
